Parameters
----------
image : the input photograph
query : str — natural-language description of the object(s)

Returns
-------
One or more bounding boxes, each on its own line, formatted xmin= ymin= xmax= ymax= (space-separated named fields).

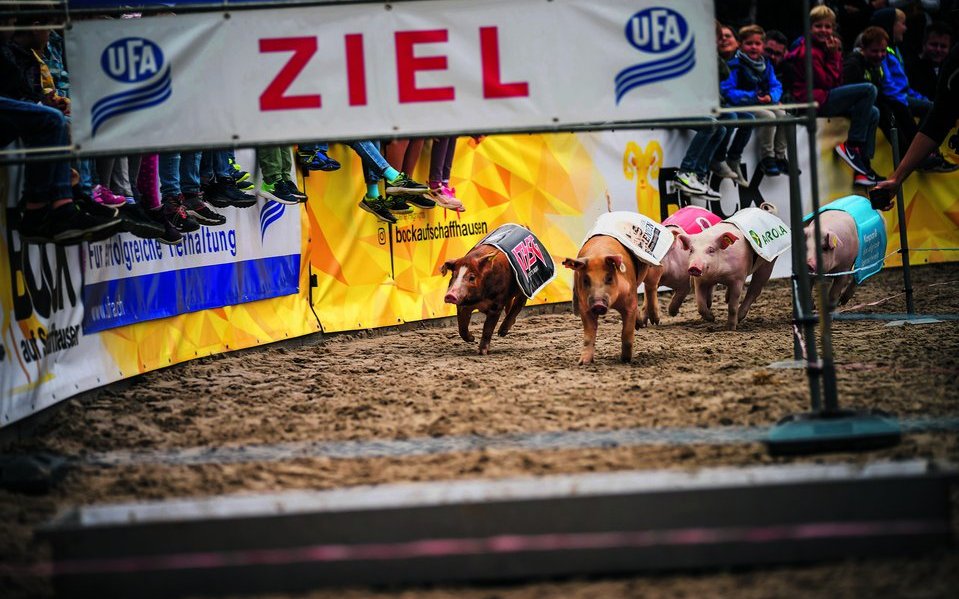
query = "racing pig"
xmin=641 ymin=206 xmax=722 ymax=326
xmin=679 ymin=203 xmax=786 ymax=331
xmin=441 ymin=246 xmax=527 ymax=355
xmin=563 ymin=236 xmax=649 ymax=365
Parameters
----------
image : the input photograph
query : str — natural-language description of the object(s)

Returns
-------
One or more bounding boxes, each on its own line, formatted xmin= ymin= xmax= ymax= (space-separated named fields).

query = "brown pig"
xmin=563 ymin=236 xmax=650 ymax=365
xmin=441 ymin=246 xmax=527 ymax=355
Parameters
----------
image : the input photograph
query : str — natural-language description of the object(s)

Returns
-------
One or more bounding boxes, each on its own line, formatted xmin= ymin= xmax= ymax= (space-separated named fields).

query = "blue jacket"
xmin=721 ymin=54 xmax=783 ymax=106
xmin=881 ymin=46 xmax=928 ymax=106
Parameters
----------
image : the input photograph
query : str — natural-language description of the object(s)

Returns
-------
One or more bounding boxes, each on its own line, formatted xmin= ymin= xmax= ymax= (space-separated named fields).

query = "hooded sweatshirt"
xmin=784 ymin=35 xmax=842 ymax=106
xmin=869 ymin=7 xmax=929 ymax=106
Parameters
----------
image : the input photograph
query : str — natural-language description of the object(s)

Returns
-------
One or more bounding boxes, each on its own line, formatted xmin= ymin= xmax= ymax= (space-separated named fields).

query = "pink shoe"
xmin=428 ymin=180 xmax=465 ymax=212
xmin=92 ymin=184 xmax=126 ymax=206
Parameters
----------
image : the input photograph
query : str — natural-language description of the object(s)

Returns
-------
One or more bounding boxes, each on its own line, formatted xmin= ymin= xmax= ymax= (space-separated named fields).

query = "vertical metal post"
xmin=889 ymin=127 xmax=916 ymax=314
xmin=786 ymin=124 xmax=822 ymax=410
xmin=800 ymin=0 xmax=839 ymax=412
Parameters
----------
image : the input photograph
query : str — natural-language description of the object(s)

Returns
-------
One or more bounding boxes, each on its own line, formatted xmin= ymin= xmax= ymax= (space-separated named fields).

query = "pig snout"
xmin=590 ymin=300 xmax=609 ymax=316
xmin=688 ymin=265 xmax=703 ymax=277
xmin=807 ymin=260 xmax=817 ymax=274
xmin=444 ymin=291 xmax=460 ymax=304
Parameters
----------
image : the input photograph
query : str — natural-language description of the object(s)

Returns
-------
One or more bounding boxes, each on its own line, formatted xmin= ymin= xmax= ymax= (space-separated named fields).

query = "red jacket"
xmin=785 ymin=37 xmax=842 ymax=107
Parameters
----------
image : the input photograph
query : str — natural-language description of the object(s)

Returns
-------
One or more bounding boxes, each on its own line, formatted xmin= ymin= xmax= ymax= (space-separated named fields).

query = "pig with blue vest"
xmin=804 ymin=195 xmax=887 ymax=309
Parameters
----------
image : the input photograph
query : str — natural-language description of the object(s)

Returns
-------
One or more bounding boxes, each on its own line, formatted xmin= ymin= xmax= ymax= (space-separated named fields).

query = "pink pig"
xmin=678 ymin=204 xmax=781 ymax=330
xmin=563 ymin=235 xmax=650 ymax=365
xmin=641 ymin=206 xmax=721 ymax=326
xmin=804 ymin=211 xmax=860 ymax=309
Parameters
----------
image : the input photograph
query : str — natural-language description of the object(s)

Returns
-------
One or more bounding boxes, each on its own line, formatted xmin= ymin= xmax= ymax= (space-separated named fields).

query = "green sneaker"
xmin=228 ymin=157 xmax=251 ymax=183
xmin=257 ymin=180 xmax=298 ymax=205
xmin=385 ymin=194 xmax=414 ymax=214
xmin=358 ymin=196 xmax=397 ymax=224
xmin=385 ymin=172 xmax=428 ymax=195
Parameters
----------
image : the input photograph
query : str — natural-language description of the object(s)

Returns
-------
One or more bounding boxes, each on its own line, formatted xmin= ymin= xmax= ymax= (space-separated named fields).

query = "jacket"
xmin=721 ymin=54 xmax=783 ymax=106
xmin=784 ymin=37 xmax=842 ymax=106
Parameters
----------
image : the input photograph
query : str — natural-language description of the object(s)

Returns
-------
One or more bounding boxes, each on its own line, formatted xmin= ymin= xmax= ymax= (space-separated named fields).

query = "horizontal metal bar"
xmin=713 ymin=101 xmax=818 ymax=113
xmin=832 ymin=313 xmax=959 ymax=321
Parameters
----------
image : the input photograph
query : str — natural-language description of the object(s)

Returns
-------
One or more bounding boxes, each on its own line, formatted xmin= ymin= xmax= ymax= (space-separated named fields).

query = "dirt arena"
xmin=2 ymin=262 xmax=959 ymax=598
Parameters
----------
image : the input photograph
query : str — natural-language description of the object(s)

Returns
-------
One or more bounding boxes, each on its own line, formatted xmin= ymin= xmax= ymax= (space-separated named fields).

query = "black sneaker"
xmin=385 ymin=194 xmax=414 ymax=215
xmin=17 ymin=208 xmax=55 ymax=244
xmin=118 ymin=202 xmax=167 ymax=239
xmin=73 ymin=189 xmax=120 ymax=219
xmin=257 ymin=180 xmax=299 ymax=205
xmin=358 ymin=196 xmax=397 ymax=224
xmin=204 ymin=177 xmax=258 ymax=208
xmin=759 ymin=156 xmax=782 ymax=176
xmin=182 ymin=193 xmax=227 ymax=226
xmin=48 ymin=202 xmax=122 ymax=244
xmin=297 ymin=149 xmax=341 ymax=172
xmin=385 ymin=173 xmax=429 ymax=195
xmin=161 ymin=195 xmax=200 ymax=232
xmin=399 ymin=193 xmax=436 ymax=210
xmin=146 ymin=206 xmax=184 ymax=245
xmin=279 ymin=179 xmax=308 ymax=202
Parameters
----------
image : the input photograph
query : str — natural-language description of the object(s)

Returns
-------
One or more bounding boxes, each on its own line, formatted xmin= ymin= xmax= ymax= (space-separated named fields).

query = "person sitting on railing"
xmin=785 ymin=4 xmax=883 ymax=186
xmin=2 ymin=13 xmax=120 ymax=244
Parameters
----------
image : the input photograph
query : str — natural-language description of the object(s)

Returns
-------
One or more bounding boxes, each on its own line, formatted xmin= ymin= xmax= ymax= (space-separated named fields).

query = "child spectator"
xmin=297 ymin=143 xmax=341 ymax=171
xmin=722 ymin=25 xmax=789 ymax=176
xmin=786 ymin=4 xmax=882 ymax=185
xmin=907 ymin=21 xmax=953 ymax=99
xmin=425 ymin=137 xmax=466 ymax=212
xmin=384 ymin=138 xmax=424 ymax=179
xmin=870 ymin=8 xmax=933 ymax=115
xmin=348 ymin=140 xmax=433 ymax=224
xmin=765 ymin=29 xmax=793 ymax=103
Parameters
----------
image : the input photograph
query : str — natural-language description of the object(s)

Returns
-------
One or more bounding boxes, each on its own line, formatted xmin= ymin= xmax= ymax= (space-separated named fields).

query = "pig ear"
xmin=822 ymin=233 xmax=840 ymax=251
xmin=605 ymin=254 xmax=627 ymax=273
xmin=719 ymin=232 xmax=739 ymax=249
xmin=677 ymin=233 xmax=692 ymax=251
xmin=440 ymin=260 xmax=457 ymax=275
xmin=563 ymin=257 xmax=586 ymax=271
xmin=479 ymin=251 xmax=499 ymax=269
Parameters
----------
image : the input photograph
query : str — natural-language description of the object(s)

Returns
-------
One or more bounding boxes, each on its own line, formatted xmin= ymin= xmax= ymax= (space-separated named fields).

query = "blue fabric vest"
xmin=804 ymin=195 xmax=887 ymax=284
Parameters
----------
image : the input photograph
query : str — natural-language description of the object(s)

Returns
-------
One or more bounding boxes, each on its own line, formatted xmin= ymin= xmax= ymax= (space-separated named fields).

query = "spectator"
xmin=425 ymin=137 xmax=466 ymax=212
xmin=256 ymin=147 xmax=308 ymax=205
xmin=905 ymin=21 xmax=953 ymax=98
xmin=722 ymin=25 xmax=790 ymax=176
xmin=870 ymin=7 xmax=933 ymax=114
xmin=785 ymin=4 xmax=882 ymax=185
xmin=348 ymin=140 xmax=433 ymax=224
xmin=718 ymin=24 xmax=740 ymax=60
xmin=383 ymin=138 xmax=423 ymax=179
xmin=296 ymin=142 xmax=341 ymax=172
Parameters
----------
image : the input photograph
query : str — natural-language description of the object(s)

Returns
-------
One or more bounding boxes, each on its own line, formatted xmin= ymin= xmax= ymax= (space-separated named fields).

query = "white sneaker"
xmin=674 ymin=170 xmax=707 ymax=195
xmin=697 ymin=174 xmax=721 ymax=199
xmin=710 ymin=161 xmax=737 ymax=179
xmin=727 ymin=160 xmax=750 ymax=186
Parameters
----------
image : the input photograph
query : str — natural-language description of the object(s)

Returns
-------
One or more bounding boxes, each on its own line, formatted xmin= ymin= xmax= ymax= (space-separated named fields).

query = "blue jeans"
xmin=680 ymin=120 xmax=727 ymax=176
xmin=0 ymin=97 xmax=73 ymax=203
xmin=713 ymin=112 xmax=755 ymax=163
xmin=158 ymin=151 xmax=201 ymax=198
xmin=200 ymin=150 xmax=232 ymax=182
xmin=299 ymin=143 xmax=329 ymax=153
xmin=820 ymin=83 xmax=879 ymax=155
xmin=348 ymin=140 xmax=392 ymax=184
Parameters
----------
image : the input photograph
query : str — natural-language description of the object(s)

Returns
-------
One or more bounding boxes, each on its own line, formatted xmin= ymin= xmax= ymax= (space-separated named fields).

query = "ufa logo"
xmin=92 ymin=38 xmax=172 ymax=136
xmin=615 ymin=7 xmax=695 ymax=103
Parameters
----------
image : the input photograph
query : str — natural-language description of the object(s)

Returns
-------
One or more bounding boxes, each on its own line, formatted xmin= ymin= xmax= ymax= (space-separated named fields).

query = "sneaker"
xmin=697 ymin=174 xmax=721 ymax=199
xmin=358 ymin=196 xmax=398 ymax=224
xmin=710 ymin=160 xmax=738 ymax=179
xmin=673 ymin=170 xmax=708 ymax=195
xmin=48 ymin=202 xmax=122 ymax=244
xmin=402 ymin=193 xmax=436 ymax=210
xmin=118 ymin=201 xmax=167 ymax=239
xmin=775 ymin=157 xmax=791 ymax=174
xmin=146 ymin=206 xmax=183 ymax=245
xmin=760 ymin=156 xmax=781 ymax=176
xmin=427 ymin=181 xmax=465 ymax=211
xmin=385 ymin=173 xmax=429 ymax=195
xmin=234 ymin=177 xmax=256 ymax=193
xmin=228 ymin=157 xmax=251 ymax=183
xmin=182 ymin=193 xmax=227 ymax=226
xmin=834 ymin=142 xmax=870 ymax=175
xmin=297 ymin=149 xmax=341 ymax=172
xmin=385 ymin=194 xmax=414 ymax=214
xmin=853 ymin=172 xmax=878 ymax=187
xmin=204 ymin=177 xmax=258 ymax=208
xmin=74 ymin=189 xmax=119 ymax=218
xmin=160 ymin=195 xmax=200 ymax=232
xmin=279 ymin=179 xmax=308 ymax=201
xmin=17 ymin=208 xmax=55 ymax=244
xmin=92 ymin=184 xmax=126 ymax=207
xmin=726 ymin=160 xmax=750 ymax=186
xmin=257 ymin=180 xmax=299 ymax=205
xmin=922 ymin=153 xmax=959 ymax=173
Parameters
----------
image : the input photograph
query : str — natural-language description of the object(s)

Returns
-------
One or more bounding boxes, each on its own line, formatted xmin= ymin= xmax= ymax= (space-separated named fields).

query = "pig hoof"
xmin=578 ymin=356 xmax=593 ymax=366
xmin=460 ymin=333 xmax=475 ymax=343
xmin=478 ymin=346 xmax=490 ymax=355
xmin=701 ymin=312 xmax=715 ymax=323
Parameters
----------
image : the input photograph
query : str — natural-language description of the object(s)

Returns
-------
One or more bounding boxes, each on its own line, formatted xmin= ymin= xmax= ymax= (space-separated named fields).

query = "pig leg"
xmin=620 ymin=307 xmax=637 ymax=363
xmin=725 ymin=279 xmax=744 ymax=331
xmin=457 ymin=306 xmax=475 ymax=343
xmin=668 ymin=277 xmax=691 ymax=316
xmin=640 ymin=269 xmax=662 ymax=327
xmin=738 ymin=260 xmax=774 ymax=323
xmin=694 ymin=279 xmax=715 ymax=323
xmin=498 ymin=294 xmax=527 ymax=337
xmin=478 ymin=309 xmax=502 ymax=355
xmin=826 ymin=275 xmax=854 ymax=309
xmin=838 ymin=277 xmax=858 ymax=306
xmin=578 ymin=314 xmax=599 ymax=365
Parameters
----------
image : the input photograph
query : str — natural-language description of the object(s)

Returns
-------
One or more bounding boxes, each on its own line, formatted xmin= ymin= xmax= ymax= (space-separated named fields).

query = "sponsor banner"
xmin=81 ymin=198 xmax=300 ymax=332
xmin=66 ymin=0 xmax=719 ymax=153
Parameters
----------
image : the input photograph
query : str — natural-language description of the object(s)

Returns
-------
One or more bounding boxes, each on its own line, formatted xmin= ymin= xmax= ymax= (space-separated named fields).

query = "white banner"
xmin=66 ymin=0 xmax=719 ymax=153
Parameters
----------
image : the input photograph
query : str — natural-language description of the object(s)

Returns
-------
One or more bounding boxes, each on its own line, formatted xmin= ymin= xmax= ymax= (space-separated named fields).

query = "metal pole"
xmin=889 ymin=127 xmax=916 ymax=314
xmin=787 ymin=124 xmax=822 ymax=410
xmin=800 ymin=0 xmax=839 ymax=412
